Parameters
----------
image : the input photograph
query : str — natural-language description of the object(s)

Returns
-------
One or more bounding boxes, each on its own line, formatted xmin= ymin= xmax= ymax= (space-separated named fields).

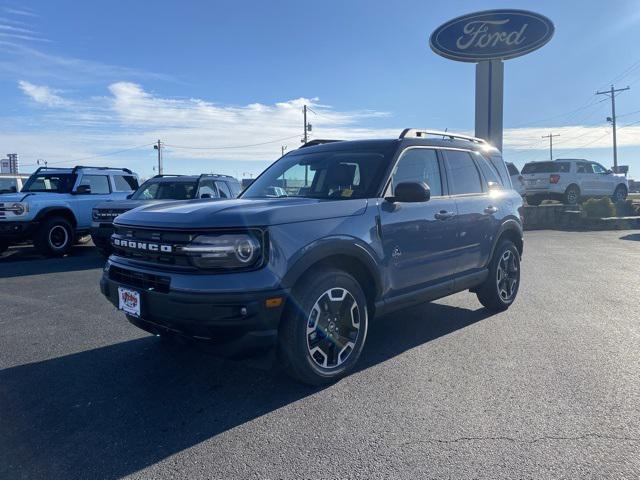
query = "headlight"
xmin=6 ymin=202 xmax=28 ymax=216
xmin=92 ymin=209 xmax=100 ymax=221
xmin=179 ymin=233 xmax=263 ymax=269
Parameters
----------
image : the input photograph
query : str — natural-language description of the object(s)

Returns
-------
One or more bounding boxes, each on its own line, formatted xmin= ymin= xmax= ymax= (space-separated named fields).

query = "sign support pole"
xmin=474 ymin=60 xmax=504 ymax=151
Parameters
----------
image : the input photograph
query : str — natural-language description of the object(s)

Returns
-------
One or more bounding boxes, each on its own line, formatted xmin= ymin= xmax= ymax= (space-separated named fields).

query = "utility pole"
xmin=596 ymin=84 xmax=630 ymax=171
xmin=542 ymin=133 xmax=560 ymax=161
xmin=302 ymin=105 xmax=308 ymax=144
xmin=281 ymin=145 xmax=287 ymax=157
xmin=153 ymin=140 xmax=163 ymax=175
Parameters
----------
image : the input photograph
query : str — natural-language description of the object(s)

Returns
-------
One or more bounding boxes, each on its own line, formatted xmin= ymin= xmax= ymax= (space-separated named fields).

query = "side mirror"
xmin=200 ymin=193 xmax=212 ymax=199
xmin=392 ymin=182 xmax=430 ymax=203
xmin=126 ymin=193 xmax=133 ymax=199
xmin=606 ymin=169 xmax=613 ymax=174
xmin=74 ymin=184 xmax=91 ymax=195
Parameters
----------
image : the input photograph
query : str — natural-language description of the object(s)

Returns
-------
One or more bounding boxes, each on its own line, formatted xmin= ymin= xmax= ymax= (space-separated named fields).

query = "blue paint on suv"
xmin=0 ymin=166 xmax=138 ymax=256
xmin=100 ymin=130 xmax=524 ymax=385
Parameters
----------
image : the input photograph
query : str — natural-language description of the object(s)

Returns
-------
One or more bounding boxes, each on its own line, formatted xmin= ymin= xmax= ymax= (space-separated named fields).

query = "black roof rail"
xmin=152 ymin=174 xmax=184 ymax=178
xmin=197 ymin=173 xmax=237 ymax=180
xmin=299 ymin=139 xmax=343 ymax=148
xmin=71 ymin=165 xmax=134 ymax=175
xmin=399 ymin=129 xmax=488 ymax=145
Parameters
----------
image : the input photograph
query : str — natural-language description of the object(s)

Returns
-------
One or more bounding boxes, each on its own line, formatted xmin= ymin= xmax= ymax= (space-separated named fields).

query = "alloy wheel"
xmin=496 ymin=250 xmax=519 ymax=302
xmin=306 ymin=288 xmax=361 ymax=369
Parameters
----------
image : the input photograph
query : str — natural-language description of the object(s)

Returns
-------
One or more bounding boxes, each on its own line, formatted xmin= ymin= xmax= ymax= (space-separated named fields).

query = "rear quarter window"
xmin=485 ymin=153 xmax=511 ymax=188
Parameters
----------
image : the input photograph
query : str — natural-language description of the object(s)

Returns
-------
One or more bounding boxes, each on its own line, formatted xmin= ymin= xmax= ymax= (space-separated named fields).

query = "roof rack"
xmin=152 ymin=174 xmax=184 ymax=178
xmin=299 ymin=139 xmax=343 ymax=149
xmin=399 ymin=129 xmax=487 ymax=145
xmin=70 ymin=165 xmax=133 ymax=175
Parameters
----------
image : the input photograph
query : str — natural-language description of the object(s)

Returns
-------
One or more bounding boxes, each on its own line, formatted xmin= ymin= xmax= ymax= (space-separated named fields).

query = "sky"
xmin=2 ymin=0 xmax=640 ymax=179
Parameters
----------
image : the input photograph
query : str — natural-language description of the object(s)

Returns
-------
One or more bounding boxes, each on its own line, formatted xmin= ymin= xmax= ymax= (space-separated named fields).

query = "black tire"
xmin=278 ymin=268 xmax=369 ymax=385
xmin=613 ymin=184 xmax=628 ymax=203
xmin=97 ymin=247 xmax=112 ymax=258
xmin=33 ymin=216 xmax=74 ymax=257
xmin=476 ymin=240 xmax=521 ymax=312
xmin=527 ymin=197 xmax=542 ymax=206
xmin=564 ymin=185 xmax=580 ymax=205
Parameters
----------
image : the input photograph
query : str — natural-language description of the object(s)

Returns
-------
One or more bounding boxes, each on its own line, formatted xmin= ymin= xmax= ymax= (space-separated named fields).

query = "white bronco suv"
xmin=522 ymin=159 xmax=628 ymax=206
xmin=0 ymin=165 xmax=138 ymax=256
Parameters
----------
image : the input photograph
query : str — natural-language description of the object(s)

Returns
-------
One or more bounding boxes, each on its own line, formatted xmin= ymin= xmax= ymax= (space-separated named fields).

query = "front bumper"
xmin=100 ymin=259 xmax=288 ymax=342
xmin=0 ymin=220 xmax=38 ymax=242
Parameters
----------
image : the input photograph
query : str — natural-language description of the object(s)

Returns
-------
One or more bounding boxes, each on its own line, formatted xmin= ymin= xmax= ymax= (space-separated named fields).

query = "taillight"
xmin=550 ymin=174 xmax=560 ymax=184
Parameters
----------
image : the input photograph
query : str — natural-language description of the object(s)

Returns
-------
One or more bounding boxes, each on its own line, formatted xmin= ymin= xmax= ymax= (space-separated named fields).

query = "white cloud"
xmin=18 ymin=80 xmax=66 ymax=106
xmin=5 ymin=81 xmax=640 ymax=177
xmin=2 ymin=7 xmax=38 ymax=17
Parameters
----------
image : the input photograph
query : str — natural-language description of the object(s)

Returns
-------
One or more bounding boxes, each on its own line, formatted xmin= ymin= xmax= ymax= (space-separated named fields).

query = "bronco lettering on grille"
xmin=112 ymin=237 xmax=173 ymax=253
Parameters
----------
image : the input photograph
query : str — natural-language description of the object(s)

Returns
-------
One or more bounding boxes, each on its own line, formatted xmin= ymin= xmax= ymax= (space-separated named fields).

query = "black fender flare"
xmin=281 ymin=236 xmax=383 ymax=301
xmin=488 ymin=218 xmax=524 ymax=263
xmin=33 ymin=207 xmax=78 ymax=227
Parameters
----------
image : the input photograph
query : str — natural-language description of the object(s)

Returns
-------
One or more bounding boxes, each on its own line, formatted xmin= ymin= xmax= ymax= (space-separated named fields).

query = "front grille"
xmin=110 ymin=227 xmax=194 ymax=267
xmin=93 ymin=209 xmax=128 ymax=223
xmin=109 ymin=265 xmax=170 ymax=293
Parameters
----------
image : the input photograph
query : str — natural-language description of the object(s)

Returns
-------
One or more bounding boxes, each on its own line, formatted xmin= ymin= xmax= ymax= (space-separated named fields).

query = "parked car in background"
xmin=91 ymin=174 xmax=241 ymax=256
xmin=0 ymin=166 xmax=138 ymax=256
xmin=522 ymin=159 xmax=628 ymax=205
xmin=506 ymin=162 xmax=525 ymax=197
xmin=0 ymin=173 xmax=30 ymax=194
xmin=100 ymin=129 xmax=523 ymax=385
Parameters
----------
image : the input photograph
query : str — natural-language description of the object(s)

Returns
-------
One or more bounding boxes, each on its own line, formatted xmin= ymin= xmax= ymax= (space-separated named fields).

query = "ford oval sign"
xmin=430 ymin=9 xmax=554 ymax=62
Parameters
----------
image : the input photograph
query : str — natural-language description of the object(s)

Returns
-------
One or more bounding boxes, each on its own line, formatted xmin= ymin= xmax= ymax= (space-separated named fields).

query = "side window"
xmin=592 ymin=163 xmax=607 ymax=174
xmin=391 ymin=148 xmax=442 ymax=196
xmin=113 ymin=175 xmax=138 ymax=191
xmin=197 ymin=180 xmax=218 ymax=198
xmin=215 ymin=181 xmax=232 ymax=198
xmin=80 ymin=175 xmax=110 ymax=194
xmin=475 ymin=154 xmax=502 ymax=187
xmin=444 ymin=150 xmax=483 ymax=195
xmin=0 ymin=178 xmax=18 ymax=193
xmin=577 ymin=163 xmax=593 ymax=174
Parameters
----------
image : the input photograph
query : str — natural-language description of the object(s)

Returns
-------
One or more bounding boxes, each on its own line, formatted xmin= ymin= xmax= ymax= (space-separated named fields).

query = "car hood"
xmin=114 ymin=197 xmax=369 ymax=229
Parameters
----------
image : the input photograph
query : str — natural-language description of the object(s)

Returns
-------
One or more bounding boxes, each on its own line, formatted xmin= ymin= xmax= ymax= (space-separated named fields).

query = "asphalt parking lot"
xmin=1 ymin=230 xmax=639 ymax=480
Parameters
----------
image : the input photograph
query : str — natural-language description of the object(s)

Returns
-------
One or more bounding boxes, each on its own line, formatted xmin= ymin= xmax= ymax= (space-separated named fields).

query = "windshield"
xmin=22 ymin=173 xmax=77 ymax=193
xmin=241 ymin=148 xmax=391 ymax=199
xmin=131 ymin=180 xmax=198 ymax=200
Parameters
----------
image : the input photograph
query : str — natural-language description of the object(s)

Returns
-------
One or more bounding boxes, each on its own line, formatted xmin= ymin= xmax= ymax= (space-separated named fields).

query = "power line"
xmin=20 ymin=143 xmax=154 ymax=168
xmin=165 ymin=134 xmax=302 ymax=151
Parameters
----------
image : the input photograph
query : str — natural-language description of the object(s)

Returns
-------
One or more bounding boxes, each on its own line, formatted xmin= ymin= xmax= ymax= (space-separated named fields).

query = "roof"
xmin=291 ymin=129 xmax=499 ymax=156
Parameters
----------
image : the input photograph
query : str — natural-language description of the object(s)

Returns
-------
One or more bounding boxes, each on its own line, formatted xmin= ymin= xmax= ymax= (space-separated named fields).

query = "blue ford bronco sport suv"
xmin=91 ymin=173 xmax=241 ymax=256
xmin=100 ymin=130 xmax=524 ymax=385
xmin=0 ymin=166 xmax=138 ymax=256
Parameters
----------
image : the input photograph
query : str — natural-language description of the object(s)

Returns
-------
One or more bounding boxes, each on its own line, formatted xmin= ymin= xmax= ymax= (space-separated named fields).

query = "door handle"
xmin=484 ymin=206 xmax=498 ymax=215
xmin=434 ymin=210 xmax=456 ymax=220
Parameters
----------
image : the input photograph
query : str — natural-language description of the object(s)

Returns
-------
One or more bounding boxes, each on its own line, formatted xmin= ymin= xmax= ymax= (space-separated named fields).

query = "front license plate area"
xmin=118 ymin=287 xmax=141 ymax=317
